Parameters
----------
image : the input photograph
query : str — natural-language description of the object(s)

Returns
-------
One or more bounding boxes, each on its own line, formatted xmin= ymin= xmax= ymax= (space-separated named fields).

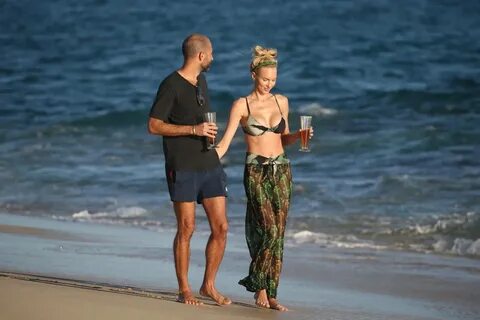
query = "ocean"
xmin=1 ymin=0 xmax=479 ymax=260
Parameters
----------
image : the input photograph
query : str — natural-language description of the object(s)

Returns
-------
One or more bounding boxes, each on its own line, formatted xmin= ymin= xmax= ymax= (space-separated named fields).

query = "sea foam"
xmin=297 ymin=103 xmax=338 ymax=117
xmin=72 ymin=207 xmax=148 ymax=221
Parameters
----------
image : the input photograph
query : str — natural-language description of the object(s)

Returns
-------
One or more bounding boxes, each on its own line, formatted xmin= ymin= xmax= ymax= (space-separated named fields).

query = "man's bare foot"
xmin=268 ymin=298 xmax=288 ymax=311
xmin=176 ymin=290 xmax=203 ymax=306
xmin=199 ymin=285 xmax=232 ymax=305
xmin=254 ymin=290 xmax=270 ymax=308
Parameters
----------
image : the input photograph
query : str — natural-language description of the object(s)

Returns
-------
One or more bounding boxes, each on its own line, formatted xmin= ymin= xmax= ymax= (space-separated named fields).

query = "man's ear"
xmin=198 ymin=51 xmax=205 ymax=61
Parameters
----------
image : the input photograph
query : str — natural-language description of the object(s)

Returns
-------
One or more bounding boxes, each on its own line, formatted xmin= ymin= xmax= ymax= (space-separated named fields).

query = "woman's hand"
xmin=295 ymin=127 xmax=313 ymax=139
xmin=297 ymin=127 xmax=314 ymax=139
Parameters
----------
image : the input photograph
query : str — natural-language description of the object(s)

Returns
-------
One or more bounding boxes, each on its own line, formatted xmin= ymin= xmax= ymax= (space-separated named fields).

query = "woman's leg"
xmin=266 ymin=163 xmax=292 ymax=311
xmin=239 ymin=163 xmax=292 ymax=310
xmin=239 ymin=165 xmax=273 ymax=299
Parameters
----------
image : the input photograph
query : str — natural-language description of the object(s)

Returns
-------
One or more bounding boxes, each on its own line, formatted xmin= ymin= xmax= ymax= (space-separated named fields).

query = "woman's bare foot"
xmin=254 ymin=290 xmax=270 ymax=308
xmin=199 ymin=285 xmax=232 ymax=305
xmin=176 ymin=290 xmax=203 ymax=306
xmin=268 ymin=298 xmax=288 ymax=311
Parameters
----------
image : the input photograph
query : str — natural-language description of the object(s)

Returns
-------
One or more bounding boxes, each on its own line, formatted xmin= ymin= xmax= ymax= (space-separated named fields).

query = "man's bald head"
xmin=182 ymin=34 xmax=211 ymax=59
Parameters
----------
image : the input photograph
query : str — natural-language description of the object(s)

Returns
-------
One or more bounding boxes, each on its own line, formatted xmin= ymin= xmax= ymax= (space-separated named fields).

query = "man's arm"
xmin=148 ymin=117 xmax=217 ymax=138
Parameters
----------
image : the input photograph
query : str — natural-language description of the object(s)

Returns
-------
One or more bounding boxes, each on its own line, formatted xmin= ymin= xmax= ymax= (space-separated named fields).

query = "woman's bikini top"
xmin=242 ymin=95 xmax=286 ymax=136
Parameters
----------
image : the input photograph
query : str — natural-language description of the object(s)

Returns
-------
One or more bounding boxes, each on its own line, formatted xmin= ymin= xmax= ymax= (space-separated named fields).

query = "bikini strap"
xmin=245 ymin=97 xmax=251 ymax=114
xmin=273 ymin=94 xmax=283 ymax=116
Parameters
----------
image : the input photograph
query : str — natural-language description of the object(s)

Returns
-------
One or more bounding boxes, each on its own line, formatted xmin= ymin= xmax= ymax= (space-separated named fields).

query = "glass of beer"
xmin=299 ymin=115 xmax=312 ymax=152
xmin=203 ymin=112 xmax=218 ymax=149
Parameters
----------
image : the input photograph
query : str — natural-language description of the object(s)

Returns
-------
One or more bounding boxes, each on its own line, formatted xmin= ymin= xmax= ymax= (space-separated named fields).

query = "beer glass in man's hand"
xmin=203 ymin=112 xmax=218 ymax=149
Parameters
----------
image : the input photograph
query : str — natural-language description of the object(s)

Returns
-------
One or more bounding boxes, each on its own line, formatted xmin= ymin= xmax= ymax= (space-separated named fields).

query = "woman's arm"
xmin=281 ymin=131 xmax=301 ymax=146
xmin=216 ymin=99 xmax=245 ymax=159
xmin=279 ymin=95 xmax=298 ymax=146
xmin=279 ymin=95 xmax=313 ymax=146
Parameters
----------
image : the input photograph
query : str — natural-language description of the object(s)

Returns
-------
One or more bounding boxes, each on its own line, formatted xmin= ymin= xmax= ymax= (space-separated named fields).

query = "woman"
xmin=216 ymin=46 xmax=313 ymax=311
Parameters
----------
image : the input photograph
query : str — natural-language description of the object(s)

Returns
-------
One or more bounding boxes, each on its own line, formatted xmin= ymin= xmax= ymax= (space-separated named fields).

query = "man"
xmin=148 ymin=34 xmax=231 ymax=306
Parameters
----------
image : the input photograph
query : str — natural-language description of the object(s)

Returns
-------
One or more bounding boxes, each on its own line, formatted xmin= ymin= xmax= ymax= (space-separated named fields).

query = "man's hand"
xmin=195 ymin=122 xmax=217 ymax=138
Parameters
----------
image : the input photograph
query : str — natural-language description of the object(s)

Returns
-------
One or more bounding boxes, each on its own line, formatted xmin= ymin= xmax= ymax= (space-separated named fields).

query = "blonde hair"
xmin=250 ymin=45 xmax=277 ymax=72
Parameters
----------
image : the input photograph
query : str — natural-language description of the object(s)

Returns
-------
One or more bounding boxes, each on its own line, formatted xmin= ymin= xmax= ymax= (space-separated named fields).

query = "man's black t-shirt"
xmin=149 ymin=71 xmax=220 ymax=171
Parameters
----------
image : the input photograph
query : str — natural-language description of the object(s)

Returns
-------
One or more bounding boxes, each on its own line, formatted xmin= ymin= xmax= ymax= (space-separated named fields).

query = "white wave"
xmin=72 ymin=210 xmax=111 ymax=220
xmin=288 ymin=230 xmax=386 ymax=250
xmin=432 ymin=239 xmax=449 ymax=252
xmin=412 ymin=224 xmax=434 ymax=235
xmin=289 ymin=228 xmax=480 ymax=256
xmin=115 ymin=207 xmax=148 ymax=218
xmin=407 ymin=211 xmax=478 ymax=235
xmin=334 ymin=242 xmax=386 ymax=250
xmin=451 ymin=238 xmax=474 ymax=255
xmin=72 ymin=210 xmax=91 ymax=219
xmin=432 ymin=237 xmax=480 ymax=256
xmin=297 ymin=103 xmax=338 ymax=117
xmin=292 ymin=230 xmax=328 ymax=244
xmin=71 ymin=207 xmax=148 ymax=220
xmin=451 ymin=238 xmax=480 ymax=256
xmin=467 ymin=239 xmax=480 ymax=255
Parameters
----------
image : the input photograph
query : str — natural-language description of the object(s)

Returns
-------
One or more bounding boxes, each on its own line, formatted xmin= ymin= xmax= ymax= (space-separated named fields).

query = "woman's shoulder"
xmin=273 ymin=94 xmax=289 ymax=114
xmin=232 ymin=96 xmax=248 ymax=108
xmin=230 ymin=96 xmax=249 ymax=115
xmin=233 ymin=95 xmax=248 ymax=103
xmin=273 ymin=93 xmax=289 ymax=103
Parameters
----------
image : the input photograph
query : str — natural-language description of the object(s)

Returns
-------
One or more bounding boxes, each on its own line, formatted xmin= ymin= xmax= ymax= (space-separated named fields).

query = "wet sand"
xmin=1 ymin=213 xmax=479 ymax=320
xmin=0 ymin=272 xmax=272 ymax=320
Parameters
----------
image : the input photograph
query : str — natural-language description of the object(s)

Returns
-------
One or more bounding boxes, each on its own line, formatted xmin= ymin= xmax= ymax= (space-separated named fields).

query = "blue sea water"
xmin=1 ymin=0 xmax=479 ymax=257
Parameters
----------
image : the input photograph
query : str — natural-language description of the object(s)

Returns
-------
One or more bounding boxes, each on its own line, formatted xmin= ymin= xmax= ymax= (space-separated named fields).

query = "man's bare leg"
xmin=199 ymin=196 xmax=231 ymax=305
xmin=173 ymin=201 xmax=202 ymax=305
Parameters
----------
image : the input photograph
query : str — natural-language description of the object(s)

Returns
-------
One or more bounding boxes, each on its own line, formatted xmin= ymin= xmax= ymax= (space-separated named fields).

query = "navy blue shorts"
xmin=166 ymin=165 xmax=228 ymax=204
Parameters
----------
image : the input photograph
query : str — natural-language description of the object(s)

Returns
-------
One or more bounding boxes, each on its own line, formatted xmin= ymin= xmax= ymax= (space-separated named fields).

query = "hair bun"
xmin=251 ymin=45 xmax=278 ymax=71
xmin=253 ymin=45 xmax=277 ymax=60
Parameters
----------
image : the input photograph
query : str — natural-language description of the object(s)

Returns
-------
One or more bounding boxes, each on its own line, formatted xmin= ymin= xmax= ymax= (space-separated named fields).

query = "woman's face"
xmin=253 ymin=66 xmax=277 ymax=94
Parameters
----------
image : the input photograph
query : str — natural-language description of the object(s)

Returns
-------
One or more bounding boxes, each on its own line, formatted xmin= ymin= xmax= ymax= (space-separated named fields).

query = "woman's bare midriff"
xmin=245 ymin=133 xmax=284 ymax=158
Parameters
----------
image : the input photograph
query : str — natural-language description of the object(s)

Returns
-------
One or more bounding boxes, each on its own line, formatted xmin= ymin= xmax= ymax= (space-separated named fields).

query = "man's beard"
xmin=201 ymin=61 xmax=212 ymax=72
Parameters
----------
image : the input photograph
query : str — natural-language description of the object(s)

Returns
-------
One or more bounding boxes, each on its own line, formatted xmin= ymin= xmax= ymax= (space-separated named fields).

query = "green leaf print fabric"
xmin=239 ymin=156 xmax=292 ymax=298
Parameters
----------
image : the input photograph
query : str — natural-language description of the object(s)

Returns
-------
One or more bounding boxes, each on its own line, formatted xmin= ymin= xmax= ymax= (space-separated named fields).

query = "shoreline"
xmin=1 ymin=213 xmax=480 ymax=320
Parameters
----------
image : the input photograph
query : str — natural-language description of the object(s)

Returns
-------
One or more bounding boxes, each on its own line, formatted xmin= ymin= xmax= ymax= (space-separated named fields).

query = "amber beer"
xmin=300 ymin=128 xmax=310 ymax=149
xmin=299 ymin=115 xmax=312 ymax=152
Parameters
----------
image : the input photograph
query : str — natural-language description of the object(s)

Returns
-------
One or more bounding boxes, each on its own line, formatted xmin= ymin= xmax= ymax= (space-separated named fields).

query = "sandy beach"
xmin=1 ymin=213 xmax=479 ymax=320
xmin=0 ymin=272 xmax=278 ymax=320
